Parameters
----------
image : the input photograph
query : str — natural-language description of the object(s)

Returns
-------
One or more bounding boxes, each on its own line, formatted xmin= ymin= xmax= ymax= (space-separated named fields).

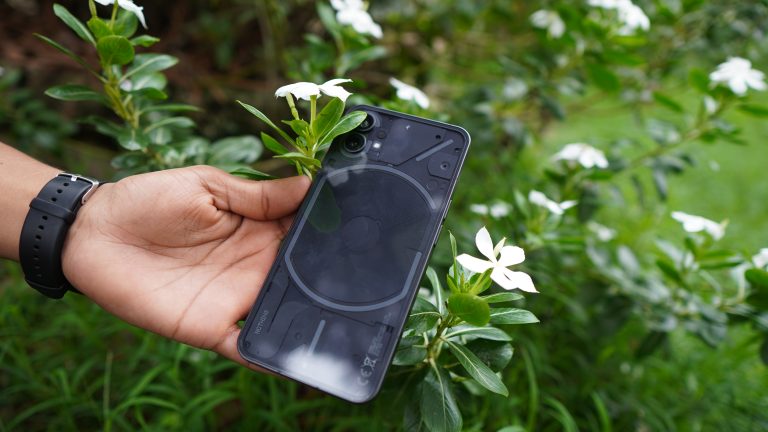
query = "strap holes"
xmin=51 ymin=197 xmax=57 ymax=202
xmin=42 ymin=216 xmax=48 ymax=220
xmin=38 ymin=225 xmax=44 ymax=230
xmin=33 ymin=256 xmax=39 ymax=261
xmin=63 ymin=182 xmax=69 ymax=186
xmin=34 ymin=265 xmax=40 ymax=270
xmin=36 ymin=273 xmax=43 ymax=278
xmin=35 ymin=235 xmax=41 ymax=240
xmin=33 ymin=245 xmax=39 ymax=250
xmin=57 ymin=189 xmax=62 ymax=193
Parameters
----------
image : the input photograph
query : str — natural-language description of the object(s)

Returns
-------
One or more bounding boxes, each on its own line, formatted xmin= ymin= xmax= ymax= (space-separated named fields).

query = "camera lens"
xmin=357 ymin=113 xmax=375 ymax=132
xmin=343 ymin=133 xmax=367 ymax=153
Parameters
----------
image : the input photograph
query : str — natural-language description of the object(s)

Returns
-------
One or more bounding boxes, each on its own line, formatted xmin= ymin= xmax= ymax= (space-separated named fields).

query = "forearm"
xmin=0 ymin=142 xmax=60 ymax=261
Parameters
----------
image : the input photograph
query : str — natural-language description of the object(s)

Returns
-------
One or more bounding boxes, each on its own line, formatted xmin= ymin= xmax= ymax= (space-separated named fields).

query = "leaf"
xmin=34 ymin=34 xmax=101 ymax=79
xmin=443 ymin=326 xmax=512 ymax=341
xmin=274 ymin=152 xmax=322 ymax=167
xmin=229 ymin=167 xmax=275 ymax=181
xmin=144 ymin=116 xmax=195 ymax=133
xmin=282 ymin=119 xmax=310 ymax=137
xmin=481 ymin=292 xmax=524 ymax=303
xmin=465 ymin=339 xmax=513 ymax=372
xmin=746 ymin=269 xmax=768 ymax=291
xmin=313 ymin=97 xmax=345 ymax=139
xmin=87 ymin=17 xmax=112 ymax=39
xmin=737 ymin=104 xmax=768 ymax=117
xmin=426 ymin=267 xmax=445 ymax=314
xmin=651 ymin=166 xmax=668 ymax=201
xmin=53 ymin=4 xmax=96 ymax=46
xmin=208 ymin=136 xmax=263 ymax=165
xmin=688 ymin=68 xmax=710 ymax=93
xmin=318 ymin=110 xmax=367 ymax=146
xmin=446 ymin=341 xmax=508 ymax=396
xmin=393 ymin=335 xmax=427 ymax=366
xmin=112 ymin=8 xmax=138 ymax=38
xmin=420 ymin=366 xmax=462 ymax=432
xmin=142 ymin=104 xmax=201 ymax=113
xmin=129 ymin=87 xmax=167 ymax=100
xmin=124 ymin=54 xmax=179 ymax=80
xmin=97 ymin=35 xmax=135 ymax=66
xmin=448 ymin=293 xmax=490 ymax=326
xmin=586 ymin=63 xmax=620 ymax=92
xmin=489 ymin=308 xmax=539 ymax=325
xmin=261 ymin=132 xmax=289 ymax=155
xmin=131 ymin=35 xmax=160 ymax=47
xmin=653 ymin=92 xmax=684 ymax=112
xmin=635 ymin=330 xmax=668 ymax=358
xmin=237 ymin=101 xmax=296 ymax=146
xmin=405 ymin=297 xmax=440 ymax=335
xmin=656 ymin=259 xmax=683 ymax=283
xmin=45 ymin=85 xmax=104 ymax=102
xmin=117 ymin=129 xmax=148 ymax=151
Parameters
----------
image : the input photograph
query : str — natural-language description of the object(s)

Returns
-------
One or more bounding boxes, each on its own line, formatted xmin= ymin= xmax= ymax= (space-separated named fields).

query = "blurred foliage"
xmin=2 ymin=0 xmax=768 ymax=431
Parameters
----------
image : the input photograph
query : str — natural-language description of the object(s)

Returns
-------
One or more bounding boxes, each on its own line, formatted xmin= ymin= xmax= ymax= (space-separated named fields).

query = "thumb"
xmin=207 ymin=169 xmax=311 ymax=220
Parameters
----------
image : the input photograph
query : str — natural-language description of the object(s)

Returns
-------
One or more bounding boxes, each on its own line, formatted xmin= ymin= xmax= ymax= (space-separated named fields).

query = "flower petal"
xmin=275 ymin=82 xmax=320 ymax=100
xmin=475 ymin=226 xmax=496 ymax=262
xmin=497 ymin=246 xmax=525 ymax=267
xmin=456 ymin=254 xmax=494 ymax=274
xmin=491 ymin=267 xmax=537 ymax=292
xmin=322 ymin=78 xmax=353 ymax=87
xmin=319 ymin=81 xmax=353 ymax=101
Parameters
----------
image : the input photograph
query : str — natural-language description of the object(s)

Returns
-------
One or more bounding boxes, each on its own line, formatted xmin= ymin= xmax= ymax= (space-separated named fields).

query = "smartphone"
xmin=237 ymin=105 xmax=470 ymax=403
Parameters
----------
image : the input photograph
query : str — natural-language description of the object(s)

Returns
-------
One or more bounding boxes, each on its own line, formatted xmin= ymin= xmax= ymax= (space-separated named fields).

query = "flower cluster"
xmin=274 ymin=79 xmax=353 ymax=102
xmin=553 ymin=142 xmax=609 ymax=169
xmin=589 ymin=0 xmax=650 ymax=35
xmin=530 ymin=10 xmax=565 ymax=39
xmin=671 ymin=211 xmax=727 ymax=240
xmin=709 ymin=57 xmax=766 ymax=96
xmin=330 ymin=0 xmax=383 ymax=39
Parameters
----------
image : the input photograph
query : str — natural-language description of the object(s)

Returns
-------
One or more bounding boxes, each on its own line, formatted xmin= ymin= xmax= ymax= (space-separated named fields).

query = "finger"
xmin=208 ymin=170 xmax=311 ymax=221
xmin=214 ymin=324 xmax=273 ymax=374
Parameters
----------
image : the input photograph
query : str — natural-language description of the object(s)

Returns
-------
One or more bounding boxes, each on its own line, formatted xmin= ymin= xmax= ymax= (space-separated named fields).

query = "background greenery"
xmin=2 ymin=0 xmax=767 ymax=430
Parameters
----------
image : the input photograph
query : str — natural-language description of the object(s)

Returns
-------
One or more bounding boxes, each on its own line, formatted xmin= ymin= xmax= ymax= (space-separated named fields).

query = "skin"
xmin=0 ymin=142 xmax=310 ymax=366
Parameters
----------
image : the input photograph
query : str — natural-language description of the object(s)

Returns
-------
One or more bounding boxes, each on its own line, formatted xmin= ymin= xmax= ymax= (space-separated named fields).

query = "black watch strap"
xmin=19 ymin=173 xmax=100 ymax=299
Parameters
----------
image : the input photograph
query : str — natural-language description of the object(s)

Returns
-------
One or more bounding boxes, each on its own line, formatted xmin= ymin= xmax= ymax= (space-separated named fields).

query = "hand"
xmin=61 ymin=166 xmax=310 ymax=366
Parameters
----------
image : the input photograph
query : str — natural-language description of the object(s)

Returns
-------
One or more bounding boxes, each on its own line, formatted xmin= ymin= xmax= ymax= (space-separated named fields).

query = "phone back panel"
xmin=238 ymin=105 xmax=470 ymax=402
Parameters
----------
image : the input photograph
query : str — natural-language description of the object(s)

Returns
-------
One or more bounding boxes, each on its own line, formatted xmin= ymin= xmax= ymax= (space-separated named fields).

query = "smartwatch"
xmin=18 ymin=173 xmax=101 ymax=299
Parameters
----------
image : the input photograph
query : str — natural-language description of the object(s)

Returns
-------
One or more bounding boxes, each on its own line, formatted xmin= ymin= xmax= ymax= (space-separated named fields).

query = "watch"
xmin=18 ymin=173 xmax=101 ymax=299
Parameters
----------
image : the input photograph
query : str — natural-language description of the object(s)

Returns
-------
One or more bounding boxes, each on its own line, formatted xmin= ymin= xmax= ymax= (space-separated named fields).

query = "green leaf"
xmin=426 ymin=267 xmax=446 ymax=314
xmin=117 ymin=129 xmax=148 ymax=151
xmin=393 ymin=336 xmax=427 ymax=366
xmin=420 ymin=366 xmax=462 ymax=432
xmin=97 ymin=35 xmax=135 ymax=66
xmin=53 ymin=4 xmax=96 ymax=46
xmin=443 ymin=326 xmax=512 ymax=341
xmin=489 ymin=308 xmax=539 ymax=325
xmin=653 ymin=92 xmax=684 ymax=112
xmin=586 ymin=63 xmax=620 ymax=92
xmin=144 ymin=116 xmax=195 ymax=133
xmin=237 ymin=101 xmax=296 ymax=146
xmin=746 ymin=269 xmax=768 ymax=291
xmin=142 ymin=104 xmax=200 ymax=113
xmin=481 ymin=292 xmax=524 ymax=303
xmin=655 ymin=259 xmax=682 ymax=283
xmin=313 ymin=97 xmax=345 ymax=139
xmin=87 ymin=17 xmax=112 ymax=39
xmin=261 ymin=132 xmax=289 ymax=155
xmin=318 ymin=110 xmax=367 ymax=147
xmin=274 ymin=152 xmax=321 ymax=167
xmin=112 ymin=8 xmax=138 ymax=38
xmin=688 ymin=68 xmax=710 ymax=93
xmin=208 ymin=136 xmax=263 ymax=165
xmin=405 ymin=297 xmax=441 ymax=335
xmin=737 ymin=104 xmax=768 ymax=118
xmin=446 ymin=341 xmax=508 ymax=396
xmin=45 ymin=85 xmax=104 ymax=102
xmin=229 ymin=167 xmax=275 ymax=181
xmin=129 ymin=87 xmax=167 ymax=100
xmin=81 ymin=116 xmax=123 ymax=137
xmin=125 ymin=54 xmax=179 ymax=80
xmin=282 ymin=119 xmax=310 ymax=137
xmin=35 ymin=34 xmax=101 ymax=79
xmin=448 ymin=293 xmax=491 ymax=326
xmin=131 ymin=35 xmax=160 ymax=47
xmin=465 ymin=339 xmax=513 ymax=372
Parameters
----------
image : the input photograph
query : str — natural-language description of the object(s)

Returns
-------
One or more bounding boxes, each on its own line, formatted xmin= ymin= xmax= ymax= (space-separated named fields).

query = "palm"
xmin=62 ymin=167 xmax=309 ymax=365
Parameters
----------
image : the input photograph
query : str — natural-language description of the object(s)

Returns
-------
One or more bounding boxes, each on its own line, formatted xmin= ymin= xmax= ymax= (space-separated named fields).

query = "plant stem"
xmin=286 ymin=94 xmax=300 ymax=120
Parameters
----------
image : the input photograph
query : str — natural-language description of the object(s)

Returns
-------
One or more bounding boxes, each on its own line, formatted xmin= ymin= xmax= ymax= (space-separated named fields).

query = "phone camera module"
xmin=343 ymin=133 xmax=367 ymax=153
xmin=357 ymin=113 xmax=376 ymax=132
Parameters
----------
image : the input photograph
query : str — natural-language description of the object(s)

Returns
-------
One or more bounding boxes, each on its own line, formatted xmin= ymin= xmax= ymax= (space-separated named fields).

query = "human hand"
xmin=61 ymin=166 xmax=310 ymax=365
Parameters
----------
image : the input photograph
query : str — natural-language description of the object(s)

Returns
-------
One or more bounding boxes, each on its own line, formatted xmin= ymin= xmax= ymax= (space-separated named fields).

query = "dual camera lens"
xmin=342 ymin=112 xmax=375 ymax=154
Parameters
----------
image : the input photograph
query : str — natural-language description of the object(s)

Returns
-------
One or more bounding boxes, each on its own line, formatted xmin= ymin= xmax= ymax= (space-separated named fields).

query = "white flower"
xmin=589 ymin=0 xmax=649 ymax=35
xmin=389 ymin=78 xmax=430 ymax=109
xmin=470 ymin=202 xmax=510 ymax=219
xmin=330 ymin=0 xmax=383 ymax=39
xmin=671 ymin=211 xmax=727 ymax=240
xmin=94 ymin=0 xmax=147 ymax=29
xmin=709 ymin=57 xmax=766 ymax=96
xmin=587 ymin=221 xmax=617 ymax=241
xmin=552 ymin=142 xmax=609 ymax=169
xmin=528 ymin=190 xmax=577 ymax=216
xmin=752 ymin=248 xmax=768 ymax=269
xmin=530 ymin=10 xmax=566 ymax=39
xmin=456 ymin=227 xmax=536 ymax=292
xmin=274 ymin=78 xmax=353 ymax=102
